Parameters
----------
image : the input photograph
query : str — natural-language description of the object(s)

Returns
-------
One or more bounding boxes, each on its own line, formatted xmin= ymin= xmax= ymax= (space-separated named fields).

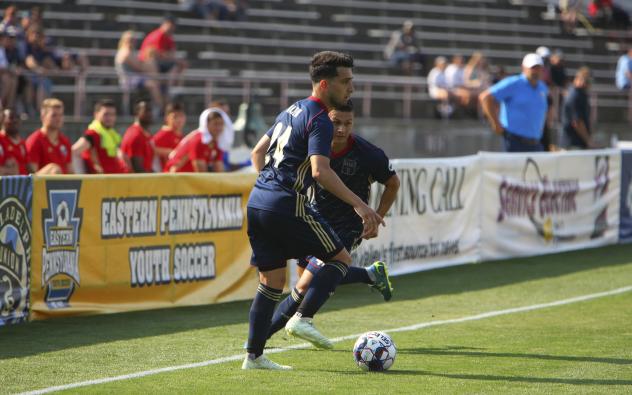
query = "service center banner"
xmin=620 ymin=150 xmax=632 ymax=243
xmin=0 ymin=176 xmax=32 ymax=326
xmin=352 ymin=156 xmax=481 ymax=275
xmin=480 ymin=150 xmax=621 ymax=260
xmin=30 ymin=173 xmax=258 ymax=319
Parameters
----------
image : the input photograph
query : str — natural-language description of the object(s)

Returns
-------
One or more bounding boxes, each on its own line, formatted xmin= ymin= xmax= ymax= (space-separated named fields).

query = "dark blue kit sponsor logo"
xmin=41 ymin=180 xmax=83 ymax=309
xmin=0 ymin=177 xmax=32 ymax=325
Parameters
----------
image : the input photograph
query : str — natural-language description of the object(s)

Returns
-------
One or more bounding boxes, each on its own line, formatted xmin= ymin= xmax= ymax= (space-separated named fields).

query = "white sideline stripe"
xmin=20 ymin=285 xmax=632 ymax=395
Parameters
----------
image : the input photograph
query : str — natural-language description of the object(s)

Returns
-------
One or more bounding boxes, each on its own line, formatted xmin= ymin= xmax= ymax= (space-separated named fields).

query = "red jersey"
xmin=139 ymin=28 xmax=175 ymax=61
xmin=25 ymin=129 xmax=72 ymax=173
xmin=121 ymin=124 xmax=154 ymax=172
xmin=0 ymin=133 xmax=28 ymax=175
xmin=164 ymin=131 xmax=224 ymax=172
xmin=152 ymin=127 xmax=182 ymax=168
xmin=82 ymin=129 xmax=128 ymax=174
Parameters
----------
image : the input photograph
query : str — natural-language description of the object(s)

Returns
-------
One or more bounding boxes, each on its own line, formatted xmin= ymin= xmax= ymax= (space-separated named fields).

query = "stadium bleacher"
xmin=4 ymin=0 xmax=631 ymax=126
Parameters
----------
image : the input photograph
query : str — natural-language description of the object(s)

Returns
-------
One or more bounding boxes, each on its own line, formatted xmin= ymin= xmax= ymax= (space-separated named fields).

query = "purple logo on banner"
xmin=620 ymin=151 xmax=632 ymax=243
xmin=0 ymin=176 xmax=32 ymax=326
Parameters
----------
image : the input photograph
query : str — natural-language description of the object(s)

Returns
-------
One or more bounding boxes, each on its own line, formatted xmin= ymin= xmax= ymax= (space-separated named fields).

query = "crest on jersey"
xmin=41 ymin=180 xmax=83 ymax=309
xmin=341 ymin=158 xmax=358 ymax=176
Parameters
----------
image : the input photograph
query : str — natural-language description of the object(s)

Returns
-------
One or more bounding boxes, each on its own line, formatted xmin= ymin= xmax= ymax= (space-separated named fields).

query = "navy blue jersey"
xmin=248 ymin=97 xmax=333 ymax=215
xmin=311 ymin=134 xmax=395 ymax=237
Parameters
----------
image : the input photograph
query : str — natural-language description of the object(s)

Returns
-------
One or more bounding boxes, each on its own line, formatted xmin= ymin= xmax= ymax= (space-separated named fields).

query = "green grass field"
xmin=2 ymin=244 xmax=632 ymax=394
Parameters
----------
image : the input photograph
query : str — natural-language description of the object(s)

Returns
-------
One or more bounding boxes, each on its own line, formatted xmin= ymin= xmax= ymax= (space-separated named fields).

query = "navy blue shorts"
xmin=297 ymin=228 xmax=362 ymax=274
xmin=247 ymin=206 xmax=344 ymax=272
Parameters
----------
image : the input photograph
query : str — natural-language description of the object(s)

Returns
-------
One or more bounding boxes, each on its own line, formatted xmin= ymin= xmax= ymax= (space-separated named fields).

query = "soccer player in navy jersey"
xmin=265 ymin=101 xmax=400 ymax=341
xmin=242 ymin=51 xmax=385 ymax=370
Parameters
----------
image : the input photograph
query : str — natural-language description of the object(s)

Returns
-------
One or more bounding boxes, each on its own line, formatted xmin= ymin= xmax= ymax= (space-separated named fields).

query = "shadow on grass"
xmin=400 ymin=346 xmax=632 ymax=365
xmin=324 ymin=369 xmax=632 ymax=385
xmin=2 ymin=244 xmax=632 ymax=359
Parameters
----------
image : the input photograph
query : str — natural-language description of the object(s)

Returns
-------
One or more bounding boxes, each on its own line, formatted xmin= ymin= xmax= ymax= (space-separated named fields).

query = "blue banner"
xmin=0 ymin=176 xmax=32 ymax=325
xmin=620 ymin=151 xmax=632 ymax=243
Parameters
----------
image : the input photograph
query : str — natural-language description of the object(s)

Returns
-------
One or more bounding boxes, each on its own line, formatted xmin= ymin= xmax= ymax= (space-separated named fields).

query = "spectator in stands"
xmin=588 ymin=0 xmax=630 ymax=29
xmin=139 ymin=17 xmax=187 ymax=92
xmin=0 ymin=5 xmax=23 ymax=38
xmin=0 ymin=108 xmax=27 ymax=174
xmin=23 ymin=27 xmax=61 ymax=113
xmin=152 ymin=102 xmax=186 ymax=169
xmin=615 ymin=47 xmax=632 ymax=91
xmin=479 ymin=53 xmax=549 ymax=152
xmin=464 ymin=52 xmax=492 ymax=95
xmin=164 ymin=108 xmax=225 ymax=172
xmin=428 ymin=56 xmax=453 ymax=118
xmin=559 ymin=0 xmax=583 ymax=34
xmin=536 ymin=46 xmax=553 ymax=86
xmin=0 ymin=30 xmax=17 ymax=109
xmin=121 ymin=100 xmax=155 ymax=173
xmin=115 ymin=30 xmax=164 ymax=112
xmin=383 ymin=20 xmax=424 ymax=76
xmin=72 ymin=99 xmax=128 ymax=174
xmin=445 ymin=54 xmax=473 ymax=112
xmin=1 ymin=27 xmax=25 ymax=113
xmin=25 ymin=98 xmax=72 ymax=174
xmin=491 ymin=65 xmax=507 ymax=84
xmin=550 ymin=50 xmax=568 ymax=88
xmin=562 ymin=67 xmax=596 ymax=149
xmin=190 ymin=0 xmax=247 ymax=21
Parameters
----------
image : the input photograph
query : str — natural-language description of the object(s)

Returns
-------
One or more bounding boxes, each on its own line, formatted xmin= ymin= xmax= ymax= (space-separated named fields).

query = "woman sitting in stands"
xmin=114 ymin=30 xmax=164 ymax=112
xmin=164 ymin=108 xmax=232 ymax=173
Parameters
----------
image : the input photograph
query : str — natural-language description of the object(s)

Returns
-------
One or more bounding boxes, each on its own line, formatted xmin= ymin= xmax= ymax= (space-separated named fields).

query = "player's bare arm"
xmin=310 ymin=154 xmax=385 ymax=238
xmin=363 ymin=174 xmax=401 ymax=239
xmin=251 ymin=134 xmax=271 ymax=172
xmin=479 ymin=90 xmax=503 ymax=135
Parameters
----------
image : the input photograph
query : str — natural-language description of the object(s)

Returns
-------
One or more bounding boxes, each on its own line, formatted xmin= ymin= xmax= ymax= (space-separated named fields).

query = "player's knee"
xmin=332 ymin=249 xmax=352 ymax=266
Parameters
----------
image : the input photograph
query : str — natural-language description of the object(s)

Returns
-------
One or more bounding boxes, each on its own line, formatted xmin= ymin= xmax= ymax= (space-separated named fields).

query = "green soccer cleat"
xmin=285 ymin=315 xmax=333 ymax=350
xmin=368 ymin=261 xmax=393 ymax=301
xmin=241 ymin=354 xmax=292 ymax=370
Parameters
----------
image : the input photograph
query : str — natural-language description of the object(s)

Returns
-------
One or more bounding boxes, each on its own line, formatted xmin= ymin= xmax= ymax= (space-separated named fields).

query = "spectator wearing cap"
xmin=562 ymin=67 xmax=596 ymax=149
xmin=479 ymin=53 xmax=549 ymax=152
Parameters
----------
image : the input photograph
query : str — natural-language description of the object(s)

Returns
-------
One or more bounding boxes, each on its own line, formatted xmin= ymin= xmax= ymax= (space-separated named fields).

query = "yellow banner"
xmin=30 ymin=173 xmax=258 ymax=320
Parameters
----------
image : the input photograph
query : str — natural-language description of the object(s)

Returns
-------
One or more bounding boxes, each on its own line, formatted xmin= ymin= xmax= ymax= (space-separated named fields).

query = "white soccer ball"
xmin=353 ymin=331 xmax=396 ymax=371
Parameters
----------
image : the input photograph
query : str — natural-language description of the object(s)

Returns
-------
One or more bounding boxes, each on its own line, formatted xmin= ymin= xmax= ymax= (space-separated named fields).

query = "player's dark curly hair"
xmin=309 ymin=51 xmax=354 ymax=83
xmin=335 ymin=99 xmax=354 ymax=112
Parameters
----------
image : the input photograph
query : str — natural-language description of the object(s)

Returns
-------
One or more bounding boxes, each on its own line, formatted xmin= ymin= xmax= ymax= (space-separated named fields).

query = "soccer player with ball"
xmin=266 ymin=100 xmax=400 ymax=341
xmin=243 ymin=51 xmax=386 ymax=370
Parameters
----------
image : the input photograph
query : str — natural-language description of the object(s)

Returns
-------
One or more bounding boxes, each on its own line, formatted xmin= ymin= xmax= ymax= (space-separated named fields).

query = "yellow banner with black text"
xmin=30 ymin=173 xmax=258 ymax=320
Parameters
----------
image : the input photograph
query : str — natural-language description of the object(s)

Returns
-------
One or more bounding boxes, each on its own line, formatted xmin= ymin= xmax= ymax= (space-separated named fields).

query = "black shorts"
xmin=247 ymin=206 xmax=344 ymax=272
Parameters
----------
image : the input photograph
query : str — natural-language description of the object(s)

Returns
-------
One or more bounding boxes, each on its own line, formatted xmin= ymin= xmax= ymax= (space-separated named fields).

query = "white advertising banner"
xmin=480 ymin=150 xmax=621 ymax=260
xmin=351 ymin=156 xmax=481 ymax=275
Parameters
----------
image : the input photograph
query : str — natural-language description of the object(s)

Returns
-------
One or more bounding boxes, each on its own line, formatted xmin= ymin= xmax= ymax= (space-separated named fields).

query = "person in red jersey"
xmin=0 ymin=108 xmax=28 ymax=175
xmin=121 ymin=100 xmax=154 ymax=173
xmin=138 ymin=17 xmax=186 ymax=89
xmin=152 ymin=102 xmax=186 ymax=168
xmin=25 ymin=98 xmax=72 ymax=174
xmin=72 ymin=99 xmax=128 ymax=174
xmin=164 ymin=108 xmax=226 ymax=172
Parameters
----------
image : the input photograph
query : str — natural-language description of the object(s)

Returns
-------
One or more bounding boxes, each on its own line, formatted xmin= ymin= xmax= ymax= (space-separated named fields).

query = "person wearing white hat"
xmin=479 ymin=53 xmax=549 ymax=152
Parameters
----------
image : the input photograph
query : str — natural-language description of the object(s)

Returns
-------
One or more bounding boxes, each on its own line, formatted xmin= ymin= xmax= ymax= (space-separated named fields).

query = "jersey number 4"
xmin=267 ymin=122 xmax=292 ymax=168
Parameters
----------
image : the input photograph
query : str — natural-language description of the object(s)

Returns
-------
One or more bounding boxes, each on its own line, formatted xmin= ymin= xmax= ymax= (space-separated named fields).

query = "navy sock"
xmin=340 ymin=266 xmax=372 ymax=285
xmin=296 ymin=261 xmax=348 ymax=318
xmin=246 ymin=283 xmax=282 ymax=358
xmin=267 ymin=287 xmax=304 ymax=339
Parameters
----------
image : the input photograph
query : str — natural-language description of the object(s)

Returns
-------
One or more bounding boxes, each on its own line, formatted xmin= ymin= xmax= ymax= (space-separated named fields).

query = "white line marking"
xmin=19 ymin=285 xmax=632 ymax=395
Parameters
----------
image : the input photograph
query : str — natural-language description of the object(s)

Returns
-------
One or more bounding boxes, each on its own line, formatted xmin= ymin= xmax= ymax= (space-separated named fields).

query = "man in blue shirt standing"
xmin=480 ymin=53 xmax=549 ymax=152
xmin=243 ymin=51 xmax=385 ymax=370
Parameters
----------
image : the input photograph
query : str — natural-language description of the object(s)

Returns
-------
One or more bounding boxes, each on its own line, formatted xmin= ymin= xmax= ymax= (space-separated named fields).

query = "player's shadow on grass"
xmin=2 ymin=244 xmax=631 ymax=359
xmin=399 ymin=346 xmax=632 ymax=365
xmin=321 ymin=369 xmax=632 ymax=385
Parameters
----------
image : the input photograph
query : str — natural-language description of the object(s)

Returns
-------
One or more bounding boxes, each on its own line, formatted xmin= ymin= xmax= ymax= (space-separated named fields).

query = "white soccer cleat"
xmin=241 ymin=354 xmax=292 ymax=370
xmin=285 ymin=315 xmax=334 ymax=350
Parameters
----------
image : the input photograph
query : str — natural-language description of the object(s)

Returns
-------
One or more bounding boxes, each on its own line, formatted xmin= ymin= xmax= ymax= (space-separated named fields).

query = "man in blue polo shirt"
xmin=480 ymin=53 xmax=548 ymax=152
